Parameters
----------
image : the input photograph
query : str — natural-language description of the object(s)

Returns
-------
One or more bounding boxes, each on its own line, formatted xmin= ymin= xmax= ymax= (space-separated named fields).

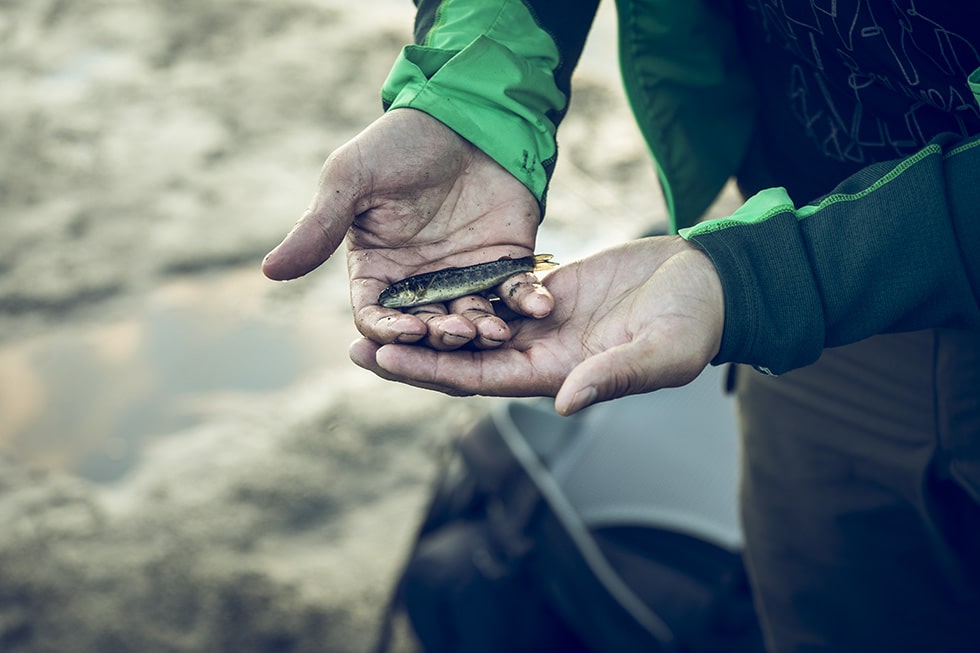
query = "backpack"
xmin=374 ymin=365 xmax=765 ymax=653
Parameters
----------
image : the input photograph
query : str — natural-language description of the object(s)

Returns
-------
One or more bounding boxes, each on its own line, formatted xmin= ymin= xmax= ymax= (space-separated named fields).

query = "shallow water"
xmin=0 ymin=267 xmax=352 ymax=483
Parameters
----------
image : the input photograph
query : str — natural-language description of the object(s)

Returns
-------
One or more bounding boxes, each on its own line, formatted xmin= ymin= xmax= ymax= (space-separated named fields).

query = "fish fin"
xmin=416 ymin=275 xmax=437 ymax=301
xmin=532 ymin=253 xmax=558 ymax=270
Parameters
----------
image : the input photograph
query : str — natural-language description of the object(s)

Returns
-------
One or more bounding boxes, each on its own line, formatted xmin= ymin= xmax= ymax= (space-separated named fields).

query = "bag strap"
xmin=461 ymin=407 xmax=680 ymax=652
xmin=457 ymin=414 xmax=541 ymax=561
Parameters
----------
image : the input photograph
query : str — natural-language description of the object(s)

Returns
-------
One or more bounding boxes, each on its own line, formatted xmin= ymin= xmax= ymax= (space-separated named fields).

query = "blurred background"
xmin=0 ymin=1 xmax=736 ymax=650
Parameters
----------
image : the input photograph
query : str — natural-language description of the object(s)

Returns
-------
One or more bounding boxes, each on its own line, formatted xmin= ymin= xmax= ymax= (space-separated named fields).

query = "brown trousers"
xmin=736 ymin=329 xmax=980 ymax=653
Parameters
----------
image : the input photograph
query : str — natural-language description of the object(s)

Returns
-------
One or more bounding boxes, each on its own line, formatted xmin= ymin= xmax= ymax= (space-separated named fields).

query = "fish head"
xmin=377 ymin=279 xmax=428 ymax=309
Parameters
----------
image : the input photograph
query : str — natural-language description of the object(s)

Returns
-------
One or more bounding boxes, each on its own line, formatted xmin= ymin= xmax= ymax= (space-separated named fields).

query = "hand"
xmin=350 ymin=236 xmax=726 ymax=415
xmin=262 ymin=108 xmax=554 ymax=349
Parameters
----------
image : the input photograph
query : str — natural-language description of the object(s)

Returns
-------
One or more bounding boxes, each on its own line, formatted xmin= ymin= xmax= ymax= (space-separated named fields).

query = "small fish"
xmin=378 ymin=254 xmax=558 ymax=309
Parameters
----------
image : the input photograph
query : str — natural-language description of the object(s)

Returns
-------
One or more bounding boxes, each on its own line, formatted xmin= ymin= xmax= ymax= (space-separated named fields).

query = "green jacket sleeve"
xmin=381 ymin=0 xmax=599 ymax=214
xmin=681 ymin=129 xmax=980 ymax=375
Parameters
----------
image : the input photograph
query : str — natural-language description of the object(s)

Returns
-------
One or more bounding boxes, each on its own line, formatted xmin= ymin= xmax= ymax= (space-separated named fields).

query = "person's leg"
xmin=737 ymin=330 xmax=980 ymax=653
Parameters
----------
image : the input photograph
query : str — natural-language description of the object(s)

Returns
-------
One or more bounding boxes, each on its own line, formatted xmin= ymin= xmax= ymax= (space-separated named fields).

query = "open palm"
xmin=351 ymin=236 xmax=725 ymax=414
xmin=263 ymin=108 xmax=551 ymax=347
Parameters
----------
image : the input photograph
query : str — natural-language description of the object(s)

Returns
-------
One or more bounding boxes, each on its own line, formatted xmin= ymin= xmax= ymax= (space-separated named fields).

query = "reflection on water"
xmin=0 ymin=268 xmax=352 ymax=483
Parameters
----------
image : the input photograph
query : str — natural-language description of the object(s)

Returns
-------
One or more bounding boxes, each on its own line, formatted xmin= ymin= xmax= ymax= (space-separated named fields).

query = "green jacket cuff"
xmin=682 ymin=133 xmax=980 ymax=375
xmin=381 ymin=36 xmax=564 ymax=211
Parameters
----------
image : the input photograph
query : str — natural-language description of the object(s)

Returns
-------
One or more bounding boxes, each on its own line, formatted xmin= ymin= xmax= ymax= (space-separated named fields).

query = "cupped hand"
xmin=262 ymin=108 xmax=553 ymax=349
xmin=349 ymin=236 xmax=726 ymax=415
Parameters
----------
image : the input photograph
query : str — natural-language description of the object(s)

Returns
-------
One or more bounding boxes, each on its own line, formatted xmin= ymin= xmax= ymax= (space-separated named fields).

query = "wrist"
xmin=678 ymin=239 xmax=726 ymax=363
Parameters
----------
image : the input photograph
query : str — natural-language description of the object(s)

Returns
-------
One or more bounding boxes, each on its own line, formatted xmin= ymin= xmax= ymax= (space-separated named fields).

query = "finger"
xmin=352 ymin=337 xmax=480 ymax=395
xmin=447 ymin=295 xmax=511 ymax=349
xmin=357 ymin=306 xmax=429 ymax=344
xmin=350 ymin=275 xmax=428 ymax=344
xmin=555 ymin=343 xmax=645 ymax=415
xmin=408 ymin=306 xmax=478 ymax=351
xmin=348 ymin=338 xmax=474 ymax=396
xmin=497 ymin=272 xmax=554 ymax=319
xmin=554 ymin=339 xmax=705 ymax=415
xmin=371 ymin=342 xmax=544 ymax=396
xmin=262 ymin=206 xmax=351 ymax=281
xmin=262 ymin=157 xmax=361 ymax=281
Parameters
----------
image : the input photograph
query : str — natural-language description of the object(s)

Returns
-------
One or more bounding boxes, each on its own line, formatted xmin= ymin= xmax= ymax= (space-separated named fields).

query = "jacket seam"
xmin=943 ymin=136 xmax=980 ymax=159
xmin=683 ymin=204 xmax=794 ymax=237
xmin=796 ymin=144 xmax=941 ymax=218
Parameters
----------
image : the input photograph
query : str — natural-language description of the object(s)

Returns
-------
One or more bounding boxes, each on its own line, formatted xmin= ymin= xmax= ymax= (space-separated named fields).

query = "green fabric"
xmin=679 ymin=187 xmax=794 ymax=237
xmin=381 ymin=0 xmax=565 ymax=209
xmin=684 ymin=130 xmax=980 ymax=374
xmin=615 ymin=0 xmax=757 ymax=231
xmin=383 ymin=0 xmax=755 ymax=229
xmin=971 ymin=66 xmax=980 ymax=108
xmin=794 ymin=145 xmax=945 ymax=220
xmin=681 ymin=67 xmax=980 ymax=373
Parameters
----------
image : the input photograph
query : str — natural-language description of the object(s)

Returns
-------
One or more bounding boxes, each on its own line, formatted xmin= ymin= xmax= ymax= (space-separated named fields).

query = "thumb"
xmin=261 ymin=206 xmax=352 ymax=281
xmin=554 ymin=340 xmax=703 ymax=416
xmin=262 ymin=158 xmax=361 ymax=281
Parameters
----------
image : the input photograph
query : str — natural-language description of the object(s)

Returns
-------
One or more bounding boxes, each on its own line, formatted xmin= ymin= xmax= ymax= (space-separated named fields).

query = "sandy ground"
xmin=0 ymin=1 xmax=739 ymax=651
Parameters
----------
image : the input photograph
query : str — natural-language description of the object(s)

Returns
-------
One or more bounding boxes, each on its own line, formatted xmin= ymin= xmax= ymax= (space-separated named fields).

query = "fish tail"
xmin=532 ymin=253 xmax=558 ymax=270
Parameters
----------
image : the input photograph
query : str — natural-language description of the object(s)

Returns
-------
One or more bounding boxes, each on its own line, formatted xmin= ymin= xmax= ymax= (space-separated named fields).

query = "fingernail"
xmin=563 ymin=386 xmax=597 ymax=415
xmin=527 ymin=292 xmax=551 ymax=318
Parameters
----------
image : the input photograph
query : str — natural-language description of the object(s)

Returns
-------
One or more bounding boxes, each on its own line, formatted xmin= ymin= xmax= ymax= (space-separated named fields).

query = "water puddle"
xmin=0 ymin=267 xmax=356 ymax=483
